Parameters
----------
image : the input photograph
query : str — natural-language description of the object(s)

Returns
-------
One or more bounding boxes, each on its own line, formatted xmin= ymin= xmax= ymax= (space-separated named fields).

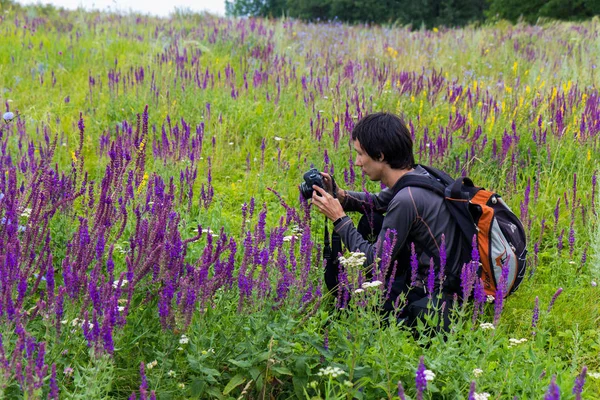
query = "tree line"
xmin=225 ymin=0 xmax=600 ymax=28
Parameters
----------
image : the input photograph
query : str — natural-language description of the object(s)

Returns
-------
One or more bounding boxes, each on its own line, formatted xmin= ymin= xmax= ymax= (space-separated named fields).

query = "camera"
xmin=299 ymin=168 xmax=325 ymax=199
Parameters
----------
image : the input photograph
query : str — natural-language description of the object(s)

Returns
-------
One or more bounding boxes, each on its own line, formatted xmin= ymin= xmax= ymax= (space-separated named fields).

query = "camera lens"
xmin=299 ymin=168 xmax=323 ymax=199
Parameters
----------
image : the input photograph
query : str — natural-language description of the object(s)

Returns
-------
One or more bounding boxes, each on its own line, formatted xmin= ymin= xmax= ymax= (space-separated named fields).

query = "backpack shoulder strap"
xmin=392 ymin=165 xmax=449 ymax=197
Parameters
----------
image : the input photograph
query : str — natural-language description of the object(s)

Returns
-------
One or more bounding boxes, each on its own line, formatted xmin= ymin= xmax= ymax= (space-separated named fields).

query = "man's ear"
xmin=378 ymin=153 xmax=385 ymax=162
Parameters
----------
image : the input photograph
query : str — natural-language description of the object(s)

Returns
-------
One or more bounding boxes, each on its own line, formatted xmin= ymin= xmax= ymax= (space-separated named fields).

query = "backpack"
xmin=397 ymin=165 xmax=528 ymax=298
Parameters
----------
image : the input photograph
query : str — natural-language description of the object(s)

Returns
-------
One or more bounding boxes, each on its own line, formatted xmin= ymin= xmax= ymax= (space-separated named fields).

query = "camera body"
xmin=299 ymin=168 xmax=324 ymax=199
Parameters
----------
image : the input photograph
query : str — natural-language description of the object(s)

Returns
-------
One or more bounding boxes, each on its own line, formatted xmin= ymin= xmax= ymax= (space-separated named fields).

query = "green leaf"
xmin=228 ymin=359 xmax=253 ymax=369
xmin=223 ymin=374 xmax=246 ymax=395
xmin=206 ymin=386 xmax=224 ymax=399
xmin=293 ymin=376 xmax=308 ymax=399
xmin=190 ymin=377 xmax=205 ymax=397
xmin=249 ymin=367 xmax=262 ymax=381
xmin=271 ymin=366 xmax=293 ymax=376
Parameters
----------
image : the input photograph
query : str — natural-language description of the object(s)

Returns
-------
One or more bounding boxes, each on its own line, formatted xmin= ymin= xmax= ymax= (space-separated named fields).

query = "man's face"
xmin=353 ymin=139 xmax=384 ymax=181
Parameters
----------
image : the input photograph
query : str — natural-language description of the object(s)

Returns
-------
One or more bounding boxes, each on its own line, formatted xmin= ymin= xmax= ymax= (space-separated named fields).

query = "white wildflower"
xmin=486 ymin=295 xmax=495 ymax=303
xmin=71 ymin=318 xmax=80 ymax=327
xmin=201 ymin=348 xmax=215 ymax=355
xmin=146 ymin=360 xmax=158 ymax=370
xmin=508 ymin=338 xmax=528 ymax=348
xmin=167 ymin=370 xmax=176 ymax=377
xmin=474 ymin=393 xmax=491 ymax=400
xmin=424 ymin=369 xmax=435 ymax=382
xmin=177 ymin=347 xmax=184 ymax=351
xmin=592 ymin=281 xmax=597 ymax=287
xmin=479 ymin=322 xmax=495 ymax=330
xmin=117 ymin=306 xmax=125 ymax=312
xmin=179 ymin=334 xmax=189 ymax=344
xmin=290 ymin=225 xmax=303 ymax=235
xmin=354 ymin=288 xmax=364 ymax=294
xmin=61 ymin=320 xmax=68 ymax=325
xmin=283 ymin=235 xmax=296 ymax=242
xmin=112 ymin=279 xmax=128 ymax=289
xmin=274 ymin=136 xmax=283 ymax=141
xmin=317 ymin=366 xmax=346 ymax=378
xmin=588 ymin=372 xmax=600 ymax=379
xmin=339 ymin=251 xmax=366 ymax=269
xmin=473 ymin=368 xmax=484 ymax=377
xmin=20 ymin=208 xmax=32 ymax=218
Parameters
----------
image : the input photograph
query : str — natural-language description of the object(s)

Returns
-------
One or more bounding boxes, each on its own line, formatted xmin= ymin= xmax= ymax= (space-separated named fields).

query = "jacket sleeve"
xmin=334 ymin=190 xmax=417 ymax=270
xmin=341 ymin=187 xmax=396 ymax=213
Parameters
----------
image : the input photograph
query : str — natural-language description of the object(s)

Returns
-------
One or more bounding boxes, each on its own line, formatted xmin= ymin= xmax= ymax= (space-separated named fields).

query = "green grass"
xmin=0 ymin=2 xmax=599 ymax=399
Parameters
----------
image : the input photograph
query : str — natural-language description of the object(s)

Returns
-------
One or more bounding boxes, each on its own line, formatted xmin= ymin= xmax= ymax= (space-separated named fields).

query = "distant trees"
xmin=225 ymin=0 xmax=600 ymax=27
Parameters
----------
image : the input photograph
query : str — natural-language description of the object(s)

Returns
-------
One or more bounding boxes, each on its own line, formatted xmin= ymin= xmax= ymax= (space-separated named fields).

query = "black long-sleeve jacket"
xmin=333 ymin=166 xmax=463 ymax=292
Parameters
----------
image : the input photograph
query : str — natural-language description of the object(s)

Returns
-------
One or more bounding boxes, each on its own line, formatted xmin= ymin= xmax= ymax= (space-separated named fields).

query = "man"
xmin=311 ymin=112 xmax=464 ymax=327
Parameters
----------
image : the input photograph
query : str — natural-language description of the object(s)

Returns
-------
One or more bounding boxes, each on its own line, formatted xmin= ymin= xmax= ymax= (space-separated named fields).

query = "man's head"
xmin=351 ymin=112 xmax=415 ymax=180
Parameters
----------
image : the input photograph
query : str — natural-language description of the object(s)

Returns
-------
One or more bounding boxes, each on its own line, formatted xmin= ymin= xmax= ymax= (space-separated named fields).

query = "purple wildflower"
xmin=472 ymin=279 xmax=485 ymax=324
xmin=468 ymin=381 xmax=476 ymax=400
xmin=415 ymin=356 xmax=427 ymax=400
xmin=547 ymin=288 xmax=563 ymax=313
xmin=49 ymin=363 xmax=58 ymax=399
xmin=427 ymin=258 xmax=435 ymax=298
xmin=397 ymin=381 xmax=406 ymax=400
xmin=493 ymin=262 xmax=510 ymax=325
xmin=553 ymin=199 xmax=560 ymax=232
xmin=410 ymin=243 xmax=418 ymax=287
xmin=544 ymin=375 xmax=560 ymax=400
xmin=568 ymin=226 xmax=575 ymax=258
xmin=557 ymin=229 xmax=564 ymax=252
xmin=573 ymin=366 xmax=587 ymax=400
xmin=139 ymin=362 xmax=148 ymax=400
xmin=531 ymin=296 xmax=539 ymax=335
xmin=439 ymin=234 xmax=446 ymax=284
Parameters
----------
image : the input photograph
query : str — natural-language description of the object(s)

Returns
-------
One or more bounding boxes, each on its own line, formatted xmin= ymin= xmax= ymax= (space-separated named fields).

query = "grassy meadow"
xmin=0 ymin=3 xmax=599 ymax=399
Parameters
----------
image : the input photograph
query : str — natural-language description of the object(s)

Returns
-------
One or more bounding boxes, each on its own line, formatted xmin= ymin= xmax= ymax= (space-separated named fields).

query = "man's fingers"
xmin=312 ymin=185 xmax=328 ymax=196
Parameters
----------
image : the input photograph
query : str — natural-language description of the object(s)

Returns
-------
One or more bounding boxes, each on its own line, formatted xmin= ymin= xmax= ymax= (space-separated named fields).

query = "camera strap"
xmin=323 ymin=217 xmax=331 ymax=260
xmin=323 ymin=216 xmax=343 ymax=293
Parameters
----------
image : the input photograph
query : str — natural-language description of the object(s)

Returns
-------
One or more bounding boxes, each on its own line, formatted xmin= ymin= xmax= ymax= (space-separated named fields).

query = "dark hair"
xmin=351 ymin=112 xmax=415 ymax=170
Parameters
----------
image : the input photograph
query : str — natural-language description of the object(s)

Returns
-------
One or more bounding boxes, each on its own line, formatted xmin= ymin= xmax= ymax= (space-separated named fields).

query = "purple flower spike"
xmin=544 ymin=375 xmax=560 ymax=400
xmin=415 ymin=356 xmax=427 ymax=400
xmin=468 ymin=381 xmax=476 ymax=400
xmin=410 ymin=243 xmax=418 ymax=287
xmin=531 ymin=296 xmax=539 ymax=335
xmin=139 ymin=362 xmax=148 ymax=400
xmin=439 ymin=234 xmax=446 ymax=284
xmin=397 ymin=381 xmax=406 ymax=400
xmin=49 ymin=363 xmax=59 ymax=399
xmin=547 ymin=288 xmax=563 ymax=313
xmin=573 ymin=366 xmax=587 ymax=400
xmin=427 ymin=258 xmax=435 ymax=298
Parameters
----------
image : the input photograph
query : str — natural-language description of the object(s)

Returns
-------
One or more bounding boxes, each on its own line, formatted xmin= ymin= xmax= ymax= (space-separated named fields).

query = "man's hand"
xmin=311 ymin=185 xmax=346 ymax=221
xmin=320 ymin=172 xmax=345 ymax=201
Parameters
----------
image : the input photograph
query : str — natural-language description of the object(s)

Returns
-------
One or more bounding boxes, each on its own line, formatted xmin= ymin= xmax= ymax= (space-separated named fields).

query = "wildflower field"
xmin=0 ymin=4 xmax=599 ymax=399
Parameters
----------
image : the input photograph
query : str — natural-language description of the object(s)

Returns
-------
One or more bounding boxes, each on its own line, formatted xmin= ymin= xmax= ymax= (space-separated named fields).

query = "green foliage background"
xmin=0 ymin=0 xmax=599 ymax=398
xmin=225 ymin=0 xmax=600 ymax=28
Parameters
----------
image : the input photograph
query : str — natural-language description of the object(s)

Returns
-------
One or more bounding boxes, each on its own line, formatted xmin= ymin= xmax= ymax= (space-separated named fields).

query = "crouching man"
xmin=310 ymin=112 xmax=465 ymax=328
